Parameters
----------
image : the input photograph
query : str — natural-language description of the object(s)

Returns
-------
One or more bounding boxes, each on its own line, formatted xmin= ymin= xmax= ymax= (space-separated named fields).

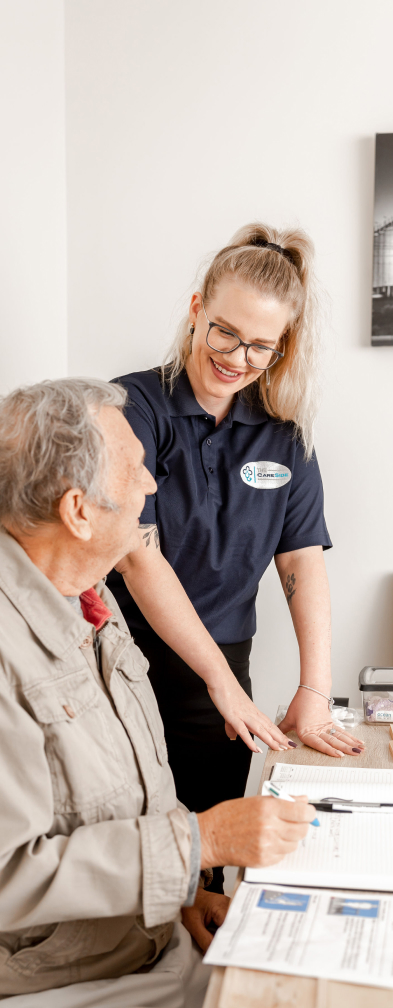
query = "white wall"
xmin=65 ymin=0 xmax=393 ymax=780
xmin=0 ymin=0 xmax=388 ymax=892
xmin=0 ymin=0 xmax=67 ymax=393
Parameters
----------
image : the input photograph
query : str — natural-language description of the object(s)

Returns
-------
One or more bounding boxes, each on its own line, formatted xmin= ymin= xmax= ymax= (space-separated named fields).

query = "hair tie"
xmin=248 ymin=237 xmax=295 ymax=266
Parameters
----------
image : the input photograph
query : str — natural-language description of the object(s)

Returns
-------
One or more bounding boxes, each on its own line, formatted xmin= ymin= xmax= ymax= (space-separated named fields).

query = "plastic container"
xmin=275 ymin=704 xmax=363 ymax=730
xmin=331 ymin=706 xmax=363 ymax=730
xmin=359 ymin=667 xmax=393 ymax=723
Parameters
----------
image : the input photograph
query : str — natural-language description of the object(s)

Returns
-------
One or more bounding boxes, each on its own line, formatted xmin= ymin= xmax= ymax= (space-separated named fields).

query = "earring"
xmin=266 ymin=368 xmax=270 ymax=387
xmin=189 ymin=324 xmax=195 ymax=354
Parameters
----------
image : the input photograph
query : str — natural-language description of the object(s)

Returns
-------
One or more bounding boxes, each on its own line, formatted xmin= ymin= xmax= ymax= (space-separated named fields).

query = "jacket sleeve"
xmin=0 ymin=687 xmax=191 ymax=930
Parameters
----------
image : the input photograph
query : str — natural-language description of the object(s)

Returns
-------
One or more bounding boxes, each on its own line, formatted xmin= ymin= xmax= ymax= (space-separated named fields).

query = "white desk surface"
xmin=203 ymin=717 xmax=393 ymax=1008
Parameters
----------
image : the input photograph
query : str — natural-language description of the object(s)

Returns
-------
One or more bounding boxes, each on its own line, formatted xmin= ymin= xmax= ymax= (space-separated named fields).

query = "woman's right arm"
xmin=113 ymin=381 xmax=291 ymax=753
xmin=116 ymin=528 xmax=292 ymax=754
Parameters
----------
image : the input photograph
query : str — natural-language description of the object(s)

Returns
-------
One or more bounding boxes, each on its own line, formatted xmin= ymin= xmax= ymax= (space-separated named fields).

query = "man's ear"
xmin=58 ymin=489 xmax=93 ymax=542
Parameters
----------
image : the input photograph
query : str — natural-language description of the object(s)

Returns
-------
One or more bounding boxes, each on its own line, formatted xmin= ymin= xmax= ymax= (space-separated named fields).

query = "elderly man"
xmin=0 ymin=378 xmax=313 ymax=1007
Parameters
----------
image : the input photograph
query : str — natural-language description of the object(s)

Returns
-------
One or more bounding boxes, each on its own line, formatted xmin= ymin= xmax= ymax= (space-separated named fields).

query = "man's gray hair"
xmin=0 ymin=377 xmax=127 ymax=529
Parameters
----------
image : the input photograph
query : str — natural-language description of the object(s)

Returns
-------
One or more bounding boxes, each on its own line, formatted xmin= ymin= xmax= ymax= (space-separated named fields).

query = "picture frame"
xmin=372 ymin=133 xmax=393 ymax=346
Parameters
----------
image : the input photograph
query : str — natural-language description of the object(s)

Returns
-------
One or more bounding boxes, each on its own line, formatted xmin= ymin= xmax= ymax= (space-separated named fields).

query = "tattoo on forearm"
xmin=286 ymin=573 xmax=296 ymax=604
xmin=140 ymin=523 xmax=159 ymax=549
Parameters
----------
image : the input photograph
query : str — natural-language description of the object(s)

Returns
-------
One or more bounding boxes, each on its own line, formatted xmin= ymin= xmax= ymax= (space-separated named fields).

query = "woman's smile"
xmin=185 ymin=279 xmax=290 ymax=422
xmin=210 ymin=357 xmax=246 ymax=382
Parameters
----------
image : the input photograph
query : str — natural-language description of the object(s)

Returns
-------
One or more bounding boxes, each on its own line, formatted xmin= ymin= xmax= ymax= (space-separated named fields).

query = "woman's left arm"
xmin=274 ymin=546 xmax=365 ymax=756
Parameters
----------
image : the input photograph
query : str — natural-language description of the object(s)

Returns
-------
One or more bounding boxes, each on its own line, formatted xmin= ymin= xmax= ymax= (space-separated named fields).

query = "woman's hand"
xmin=117 ymin=542 xmax=293 ymax=753
xmin=278 ymin=689 xmax=365 ymax=757
xmin=181 ymin=889 xmax=230 ymax=953
xmin=207 ymin=676 xmax=296 ymax=753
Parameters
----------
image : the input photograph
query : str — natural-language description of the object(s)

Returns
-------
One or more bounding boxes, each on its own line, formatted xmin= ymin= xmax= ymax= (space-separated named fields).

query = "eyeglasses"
xmin=202 ymin=301 xmax=284 ymax=371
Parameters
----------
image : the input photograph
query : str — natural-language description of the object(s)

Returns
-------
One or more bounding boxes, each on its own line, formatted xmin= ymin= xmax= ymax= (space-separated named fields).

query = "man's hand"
xmin=279 ymin=689 xmax=365 ymax=758
xmin=181 ymin=888 xmax=230 ymax=953
xmin=197 ymin=795 xmax=315 ymax=870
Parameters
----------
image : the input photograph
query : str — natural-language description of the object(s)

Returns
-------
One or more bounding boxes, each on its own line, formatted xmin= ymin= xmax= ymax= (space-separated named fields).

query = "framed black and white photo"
xmin=372 ymin=133 xmax=393 ymax=346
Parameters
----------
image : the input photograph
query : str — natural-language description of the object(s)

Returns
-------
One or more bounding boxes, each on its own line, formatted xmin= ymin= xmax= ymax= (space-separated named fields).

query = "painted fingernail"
xmin=352 ymin=747 xmax=361 ymax=753
xmin=288 ymin=740 xmax=297 ymax=748
xmin=256 ymin=747 xmax=263 ymax=753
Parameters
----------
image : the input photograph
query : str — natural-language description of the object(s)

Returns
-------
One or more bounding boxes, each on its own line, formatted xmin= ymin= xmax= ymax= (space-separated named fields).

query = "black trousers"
xmin=132 ymin=628 xmax=253 ymax=894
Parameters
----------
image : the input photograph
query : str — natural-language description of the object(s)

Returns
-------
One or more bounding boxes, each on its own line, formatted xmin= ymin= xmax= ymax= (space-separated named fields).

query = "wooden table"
xmin=203 ymin=716 xmax=393 ymax=1008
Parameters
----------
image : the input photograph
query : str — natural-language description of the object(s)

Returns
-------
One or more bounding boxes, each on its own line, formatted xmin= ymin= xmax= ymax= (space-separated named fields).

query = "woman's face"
xmin=187 ymin=278 xmax=291 ymax=401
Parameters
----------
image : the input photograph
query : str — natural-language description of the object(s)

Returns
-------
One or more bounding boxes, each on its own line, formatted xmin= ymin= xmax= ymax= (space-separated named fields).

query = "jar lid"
xmin=359 ymin=666 xmax=393 ymax=690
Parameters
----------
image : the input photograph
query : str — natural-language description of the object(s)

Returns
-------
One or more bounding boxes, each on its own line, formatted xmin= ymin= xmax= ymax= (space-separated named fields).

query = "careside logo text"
xmin=240 ymin=461 xmax=291 ymax=489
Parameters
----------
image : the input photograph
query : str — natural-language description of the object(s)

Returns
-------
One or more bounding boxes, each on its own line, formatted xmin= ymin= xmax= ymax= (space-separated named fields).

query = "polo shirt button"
xmin=208 ymin=467 xmax=214 ymax=474
xmin=206 ymin=438 xmax=212 ymax=445
xmin=80 ymin=637 xmax=91 ymax=648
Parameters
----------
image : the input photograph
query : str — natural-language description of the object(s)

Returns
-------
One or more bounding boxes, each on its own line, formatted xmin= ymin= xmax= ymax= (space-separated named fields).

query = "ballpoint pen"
xmin=263 ymin=781 xmax=320 ymax=826
xmin=311 ymin=799 xmax=393 ymax=814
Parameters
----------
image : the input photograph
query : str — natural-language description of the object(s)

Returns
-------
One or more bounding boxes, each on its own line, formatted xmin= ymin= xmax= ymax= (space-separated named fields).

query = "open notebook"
xmin=245 ymin=764 xmax=393 ymax=890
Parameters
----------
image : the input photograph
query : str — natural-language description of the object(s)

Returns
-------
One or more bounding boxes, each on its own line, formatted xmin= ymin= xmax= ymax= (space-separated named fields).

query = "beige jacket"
xmin=0 ymin=528 xmax=192 ymax=997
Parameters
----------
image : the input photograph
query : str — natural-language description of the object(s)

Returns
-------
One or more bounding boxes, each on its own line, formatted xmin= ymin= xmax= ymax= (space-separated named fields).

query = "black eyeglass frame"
xmin=202 ymin=302 xmax=285 ymax=371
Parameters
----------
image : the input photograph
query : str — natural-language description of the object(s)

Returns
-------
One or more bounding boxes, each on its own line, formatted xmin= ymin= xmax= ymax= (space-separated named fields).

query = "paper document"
xmin=245 ymin=811 xmax=393 ymax=889
xmin=245 ymin=764 xmax=393 ymax=888
xmin=204 ymin=881 xmax=393 ymax=988
xmin=267 ymin=762 xmax=393 ymax=803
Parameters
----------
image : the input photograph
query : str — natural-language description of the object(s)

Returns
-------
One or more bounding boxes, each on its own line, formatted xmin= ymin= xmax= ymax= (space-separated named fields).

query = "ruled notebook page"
xmin=245 ymin=812 xmax=393 ymax=889
xmin=270 ymin=763 xmax=393 ymax=803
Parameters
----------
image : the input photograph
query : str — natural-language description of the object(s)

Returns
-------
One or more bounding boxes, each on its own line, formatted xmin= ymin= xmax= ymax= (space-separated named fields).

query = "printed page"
xmin=204 ymin=881 xmax=393 ymax=988
xmin=269 ymin=762 xmax=393 ymax=803
xmin=245 ymin=811 xmax=393 ymax=889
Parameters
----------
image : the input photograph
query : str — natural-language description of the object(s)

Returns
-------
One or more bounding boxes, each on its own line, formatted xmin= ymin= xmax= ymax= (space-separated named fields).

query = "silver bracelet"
xmin=299 ymin=684 xmax=333 ymax=711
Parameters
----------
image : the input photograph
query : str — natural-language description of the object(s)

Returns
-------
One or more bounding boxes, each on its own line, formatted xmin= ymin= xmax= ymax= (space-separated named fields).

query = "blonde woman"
xmin=109 ymin=224 xmax=364 ymax=892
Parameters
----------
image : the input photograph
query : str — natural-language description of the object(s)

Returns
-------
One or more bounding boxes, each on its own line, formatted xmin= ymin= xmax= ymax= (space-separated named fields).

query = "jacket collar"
xmin=0 ymin=527 xmax=116 ymax=660
xmin=165 ymin=368 xmax=268 ymax=426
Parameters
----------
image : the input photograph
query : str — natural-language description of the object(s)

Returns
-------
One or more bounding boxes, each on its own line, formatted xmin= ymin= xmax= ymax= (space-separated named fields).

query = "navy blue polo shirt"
xmin=107 ymin=368 xmax=332 ymax=644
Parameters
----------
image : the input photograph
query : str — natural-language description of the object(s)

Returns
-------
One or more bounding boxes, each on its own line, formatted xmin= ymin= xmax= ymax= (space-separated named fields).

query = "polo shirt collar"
xmin=231 ymin=396 xmax=268 ymax=425
xmin=166 ymin=369 xmax=206 ymax=417
xmin=166 ymin=369 xmax=268 ymax=425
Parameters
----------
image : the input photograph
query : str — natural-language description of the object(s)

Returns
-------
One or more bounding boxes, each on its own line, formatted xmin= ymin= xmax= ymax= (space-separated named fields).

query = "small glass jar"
xmin=359 ymin=667 xmax=393 ymax=723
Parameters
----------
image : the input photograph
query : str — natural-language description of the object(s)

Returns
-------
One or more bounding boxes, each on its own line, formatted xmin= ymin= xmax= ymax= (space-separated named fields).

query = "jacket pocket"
xmin=6 ymin=920 xmax=95 ymax=977
xmin=116 ymin=648 xmax=168 ymax=767
xmin=24 ymin=671 xmax=127 ymax=813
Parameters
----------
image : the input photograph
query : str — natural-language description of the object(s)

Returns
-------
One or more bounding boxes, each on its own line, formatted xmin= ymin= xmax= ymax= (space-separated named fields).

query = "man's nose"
xmin=143 ymin=467 xmax=157 ymax=495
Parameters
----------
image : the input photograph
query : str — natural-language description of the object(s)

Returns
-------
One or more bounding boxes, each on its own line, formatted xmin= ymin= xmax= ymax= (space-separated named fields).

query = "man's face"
xmin=87 ymin=406 xmax=156 ymax=571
